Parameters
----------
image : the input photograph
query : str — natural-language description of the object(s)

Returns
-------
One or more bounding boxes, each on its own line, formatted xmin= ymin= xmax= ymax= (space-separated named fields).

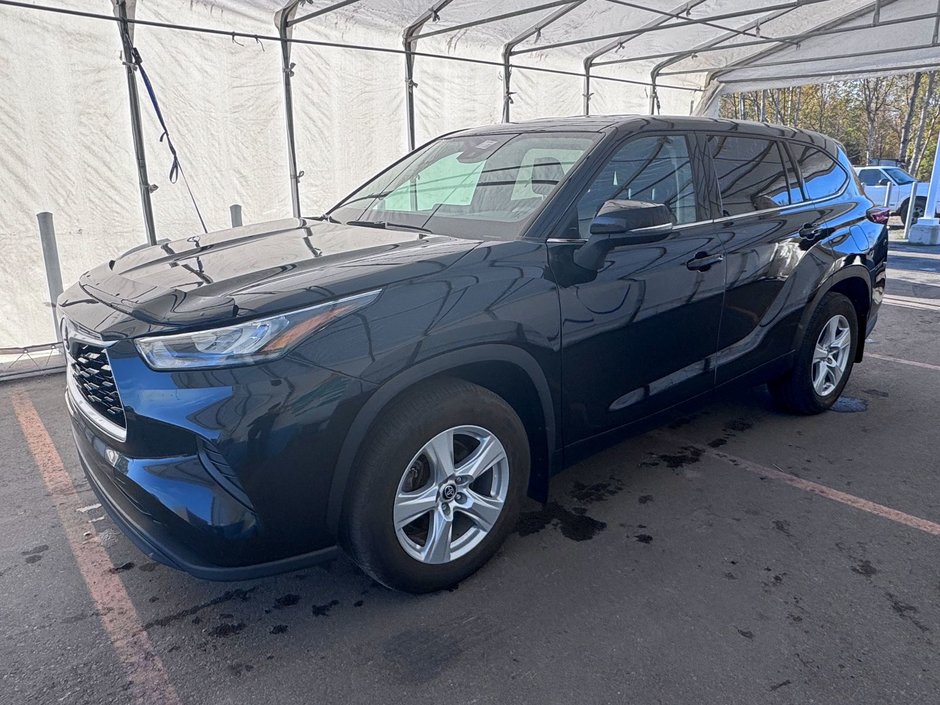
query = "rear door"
xmin=710 ymin=135 xmax=852 ymax=383
xmin=553 ymin=133 xmax=725 ymax=446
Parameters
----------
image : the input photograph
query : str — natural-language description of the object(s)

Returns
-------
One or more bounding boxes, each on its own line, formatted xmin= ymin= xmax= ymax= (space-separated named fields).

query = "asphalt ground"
xmin=2 ymin=241 xmax=939 ymax=705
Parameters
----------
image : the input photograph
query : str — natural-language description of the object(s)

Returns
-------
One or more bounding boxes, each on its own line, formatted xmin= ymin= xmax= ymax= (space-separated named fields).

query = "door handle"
xmin=686 ymin=251 xmax=724 ymax=271
xmin=799 ymin=223 xmax=822 ymax=239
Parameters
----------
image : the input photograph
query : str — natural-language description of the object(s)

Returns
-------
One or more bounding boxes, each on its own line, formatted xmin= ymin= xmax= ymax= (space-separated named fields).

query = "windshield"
xmin=328 ymin=132 xmax=599 ymax=239
xmin=884 ymin=167 xmax=916 ymax=184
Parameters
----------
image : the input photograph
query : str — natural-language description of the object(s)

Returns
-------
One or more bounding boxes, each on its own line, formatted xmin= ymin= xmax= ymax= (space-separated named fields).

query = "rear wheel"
xmin=769 ymin=292 xmax=858 ymax=415
xmin=340 ymin=378 xmax=530 ymax=593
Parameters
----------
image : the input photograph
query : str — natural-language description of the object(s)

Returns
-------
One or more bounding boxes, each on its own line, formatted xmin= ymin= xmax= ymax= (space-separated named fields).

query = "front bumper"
xmin=66 ymin=350 xmax=358 ymax=580
xmin=69 ymin=392 xmax=340 ymax=580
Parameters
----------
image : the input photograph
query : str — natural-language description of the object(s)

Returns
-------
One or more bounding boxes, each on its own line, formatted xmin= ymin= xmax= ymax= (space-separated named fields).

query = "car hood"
xmin=77 ymin=218 xmax=481 ymax=329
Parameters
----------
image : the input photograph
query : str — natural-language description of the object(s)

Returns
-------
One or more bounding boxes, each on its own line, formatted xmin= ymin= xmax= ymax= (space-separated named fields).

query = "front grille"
xmin=69 ymin=341 xmax=127 ymax=430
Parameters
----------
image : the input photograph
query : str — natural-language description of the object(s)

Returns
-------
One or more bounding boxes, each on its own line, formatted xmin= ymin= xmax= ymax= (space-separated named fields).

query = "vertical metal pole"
xmin=230 ymin=204 xmax=243 ymax=227
xmin=883 ymin=181 xmax=892 ymax=208
xmin=922 ymin=126 xmax=940 ymax=220
xmin=113 ymin=0 xmax=157 ymax=245
xmin=37 ymin=212 xmax=64 ymax=341
xmin=277 ymin=4 xmax=302 ymax=219
xmin=502 ymin=47 xmax=512 ymax=123
xmin=903 ymin=182 xmax=919 ymax=238
xmin=583 ymin=60 xmax=592 ymax=116
xmin=403 ymin=2 xmax=456 ymax=152
xmin=404 ymin=44 xmax=418 ymax=151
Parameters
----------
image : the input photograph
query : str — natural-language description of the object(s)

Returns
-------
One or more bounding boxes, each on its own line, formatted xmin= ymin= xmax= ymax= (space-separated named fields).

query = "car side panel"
xmin=714 ymin=197 xmax=867 ymax=384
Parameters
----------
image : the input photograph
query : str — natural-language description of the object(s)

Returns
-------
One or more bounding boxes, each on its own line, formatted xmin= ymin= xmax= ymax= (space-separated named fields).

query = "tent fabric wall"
xmin=1 ymin=0 xmax=939 ymax=350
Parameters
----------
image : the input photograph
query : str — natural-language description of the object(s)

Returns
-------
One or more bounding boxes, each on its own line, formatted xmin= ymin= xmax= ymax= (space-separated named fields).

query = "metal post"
xmin=112 ymin=0 xmax=157 ymax=246
xmin=502 ymin=47 xmax=513 ymax=123
xmin=500 ymin=1 xmax=585 ymax=124
xmin=276 ymin=2 xmax=303 ymax=219
xmin=903 ymin=180 xmax=919 ymax=238
xmin=37 ymin=212 xmax=64 ymax=341
xmin=403 ymin=1 xmax=456 ymax=152
xmin=230 ymin=204 xmax=243 ymax=227
xmin=883 ymin=181 xmax=892 ymax=208
xmin=908 ymin=127 xmax=940 ymax=243
xmin=923 ymin=127 xmax=940 ymax=219
xmin=404 ymin=46 xmax=419 ymax=151
xmin=583 ymin=61 xmax=591 ymax=115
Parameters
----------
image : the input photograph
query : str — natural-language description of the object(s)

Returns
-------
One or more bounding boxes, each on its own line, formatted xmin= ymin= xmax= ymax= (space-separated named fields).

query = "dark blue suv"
xmin=59 ymin=116 xmax=888 ymax=592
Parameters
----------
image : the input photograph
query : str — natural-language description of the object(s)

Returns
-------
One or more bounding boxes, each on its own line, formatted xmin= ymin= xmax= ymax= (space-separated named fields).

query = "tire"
xmin=340 ymin=378 xmax=530 ymax=593
xmin=899 ymin=196 xmax=927 ymax=225
xmin=769 ymin=292 xmax=858 ymax=415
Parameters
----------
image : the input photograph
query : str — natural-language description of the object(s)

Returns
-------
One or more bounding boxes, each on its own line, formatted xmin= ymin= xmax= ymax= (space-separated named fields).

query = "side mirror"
xmin=877 ymin=178 xmax=891 ymax=186
xmin=574 ymin=199 xmax=673 ymax=270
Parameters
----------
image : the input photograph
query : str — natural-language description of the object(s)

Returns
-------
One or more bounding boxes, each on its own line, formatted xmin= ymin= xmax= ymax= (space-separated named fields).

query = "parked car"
xmin=855 ymin=165 xmax=939 ymax=223
xmin=60 ymin=116 xmax=888 ymax=593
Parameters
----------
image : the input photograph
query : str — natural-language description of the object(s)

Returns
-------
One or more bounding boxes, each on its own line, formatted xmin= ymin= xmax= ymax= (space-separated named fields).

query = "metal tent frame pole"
xmin=404 ymin=1 xmax=455 ymax=151
xmin=647 ymin=5 xmax=801 ymax=115
xmin=690 ymin=0 xmax=907 ymax=113
xmin=501 ymin=1 xmax=586 ymax=123
xmin=276 ymin=1 xmax=303 ymax=219
xmin=513 ymin=0 xmax=839 ymax=56
xmin=112 ymin=0 xmax=157 ymax=245
xmin=582 ymin=0 xmax=706 ymax=116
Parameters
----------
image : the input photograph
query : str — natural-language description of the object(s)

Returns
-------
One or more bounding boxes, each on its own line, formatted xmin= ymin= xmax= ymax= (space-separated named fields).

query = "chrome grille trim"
xmin=62 ymin=321 xmax=127 ymax=442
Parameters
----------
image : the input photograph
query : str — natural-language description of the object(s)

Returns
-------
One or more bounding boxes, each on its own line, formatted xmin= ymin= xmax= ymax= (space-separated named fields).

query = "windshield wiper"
xmin=310 ymin=213 xmax=340 ymax=223
xmin=346 ymin=219 xmax=433 ymax=234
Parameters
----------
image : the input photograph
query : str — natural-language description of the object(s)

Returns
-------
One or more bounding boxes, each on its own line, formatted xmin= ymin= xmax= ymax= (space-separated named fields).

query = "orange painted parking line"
xmin=12 ymin=393 xmax=182 ymax=705
xmin=866 ymin=352 xmax=940 ymax=373
xmin=659 ymin=433 xmax=940 ymax=537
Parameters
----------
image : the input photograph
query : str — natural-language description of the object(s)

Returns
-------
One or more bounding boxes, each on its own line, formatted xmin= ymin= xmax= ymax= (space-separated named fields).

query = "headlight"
xmin=135 ymin=290 xmax=379 ymax=370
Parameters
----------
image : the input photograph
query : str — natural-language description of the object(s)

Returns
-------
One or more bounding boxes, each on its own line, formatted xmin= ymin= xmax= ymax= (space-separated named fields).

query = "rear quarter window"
xmin=791 ymin=144 xmax=849 ymax=201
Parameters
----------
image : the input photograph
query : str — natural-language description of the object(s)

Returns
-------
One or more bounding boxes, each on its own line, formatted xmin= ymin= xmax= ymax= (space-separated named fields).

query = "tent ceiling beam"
xmin=512 ymin=0 xmax=840 ymax=56
xmin=605 ymin=0 xmax=775 ymax=42
xmin=648 ymin=0 xmax=920 ymax=74
xmin=409 ymin=0 xmax=578 ymax=42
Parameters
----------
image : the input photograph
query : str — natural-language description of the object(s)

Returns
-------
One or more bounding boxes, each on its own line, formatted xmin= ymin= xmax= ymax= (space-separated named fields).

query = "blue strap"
xmin=131 ymin=47 xmax=208 ymax=234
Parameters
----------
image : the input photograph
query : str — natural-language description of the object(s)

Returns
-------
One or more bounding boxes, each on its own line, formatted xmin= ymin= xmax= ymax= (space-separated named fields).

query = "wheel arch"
xmin=326 ymin=345 xmax=557 ymax=535
xmin=795 ymin=265 xmax=872 ymax=363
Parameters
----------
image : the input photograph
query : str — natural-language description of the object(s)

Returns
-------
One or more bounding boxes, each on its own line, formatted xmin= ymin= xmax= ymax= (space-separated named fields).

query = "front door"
xmin=551 ymin=133 xmax=726 ymax=446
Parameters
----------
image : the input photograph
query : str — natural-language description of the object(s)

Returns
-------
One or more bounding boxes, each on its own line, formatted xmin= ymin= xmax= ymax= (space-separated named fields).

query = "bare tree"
xmin=897 ymin=72 xmax=923 ymax=166
xmin=861 ymin=78 xmax=893 ymax=164
xmin=911 ymin=72 xmax=938 ymax=177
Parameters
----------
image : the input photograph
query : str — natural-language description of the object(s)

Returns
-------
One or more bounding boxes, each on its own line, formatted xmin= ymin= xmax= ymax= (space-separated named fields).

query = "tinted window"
xmin=574 ymin=135 xmax=697 ymax=236
xmin=857 ymin=169 xmax=885 ymax=187
xmin=708 ymin=136 xmax=792 ymax=216
xmin=791 ymin=145 xmax=848 ymax=201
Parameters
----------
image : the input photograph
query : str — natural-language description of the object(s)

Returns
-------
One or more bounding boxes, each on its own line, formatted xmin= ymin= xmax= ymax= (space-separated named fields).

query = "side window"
xmin=792 ymin=145 xmax=849 ymax=201
xmin=708 ymin=136 xmax=792 ymax=216
xmin=857 ymin=169 xmax=884 ymax=187
xmin=574 ymin=135 xmax=697 ymax=236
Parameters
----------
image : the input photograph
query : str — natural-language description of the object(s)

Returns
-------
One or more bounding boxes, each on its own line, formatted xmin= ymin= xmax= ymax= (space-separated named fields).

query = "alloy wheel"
xmin=811 ymin=314 xmax=851 ymax=396
xmin=393 ymin=425 xmax=509 ymax=564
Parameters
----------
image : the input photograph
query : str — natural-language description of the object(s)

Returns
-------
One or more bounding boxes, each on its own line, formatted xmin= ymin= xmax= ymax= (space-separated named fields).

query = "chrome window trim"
xmin=547 ymin=191 xmax=851 ymax=246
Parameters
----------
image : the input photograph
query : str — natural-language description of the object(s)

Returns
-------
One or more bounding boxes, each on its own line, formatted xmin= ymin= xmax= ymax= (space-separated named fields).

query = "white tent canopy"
xmin=1 ymin=0 xmax=939 ymax=349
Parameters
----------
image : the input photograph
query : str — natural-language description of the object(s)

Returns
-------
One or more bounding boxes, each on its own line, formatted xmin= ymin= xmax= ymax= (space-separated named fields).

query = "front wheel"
xmin=769 ymin=292 xmax=858 ymax=415
xmin=340 ymin=378 xmax=530 ymax=593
